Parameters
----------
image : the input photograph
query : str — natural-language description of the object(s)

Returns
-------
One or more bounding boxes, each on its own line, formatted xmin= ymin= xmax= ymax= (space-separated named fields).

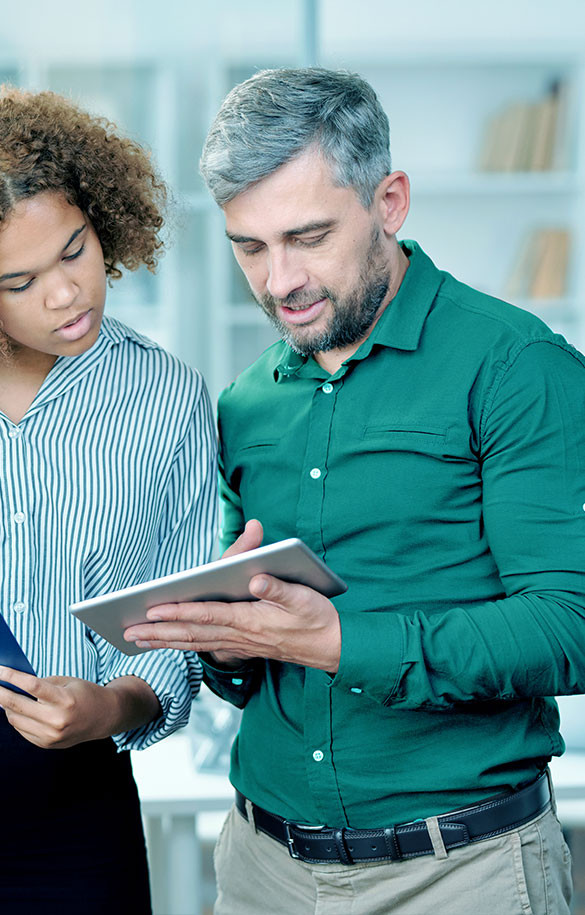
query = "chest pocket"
xmin=237 ymin=439 xmax=280 ymax=452
xmin=230 ymin=438 xmax=281 ymax=491
xmin=362 ymin=422 xmax=449 ymax=456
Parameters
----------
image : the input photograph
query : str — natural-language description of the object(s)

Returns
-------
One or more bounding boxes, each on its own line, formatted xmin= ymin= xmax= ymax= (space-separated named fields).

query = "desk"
xmin=132 ymin=734 xmax=232 ymax=915
xmin=132 ymin=742 xmax=585 ymax=915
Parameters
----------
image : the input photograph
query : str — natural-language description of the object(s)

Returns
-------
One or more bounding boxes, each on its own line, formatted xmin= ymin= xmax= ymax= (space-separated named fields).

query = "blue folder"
xmin=0 ymin=614 xmax=36 ymax=697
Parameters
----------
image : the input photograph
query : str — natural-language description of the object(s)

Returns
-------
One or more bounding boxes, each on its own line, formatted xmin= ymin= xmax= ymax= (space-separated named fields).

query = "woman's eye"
xmin=8 ymin=278 xmax=34 ymax=294
xmin=63 ymin=244 xmax=85 ymax=262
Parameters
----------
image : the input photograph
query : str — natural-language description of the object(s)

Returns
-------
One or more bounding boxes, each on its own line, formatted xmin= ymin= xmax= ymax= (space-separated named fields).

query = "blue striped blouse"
xmin=0 ymin=316 xmax=218 ymax=750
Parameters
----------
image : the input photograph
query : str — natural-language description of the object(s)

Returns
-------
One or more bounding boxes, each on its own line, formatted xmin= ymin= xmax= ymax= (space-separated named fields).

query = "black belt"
xmin=235 ymin=771 xmax=551 ymax=865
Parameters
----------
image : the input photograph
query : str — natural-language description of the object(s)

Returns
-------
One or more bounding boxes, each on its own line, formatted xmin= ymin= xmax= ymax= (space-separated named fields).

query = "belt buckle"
xmin=283 ymin=821 xmax=300 ymax=859
xmin=283 ymin=820 xmax=324 ymax=860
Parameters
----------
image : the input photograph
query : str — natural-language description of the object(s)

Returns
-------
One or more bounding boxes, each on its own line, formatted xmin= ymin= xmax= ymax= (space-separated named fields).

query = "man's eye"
xmin=239 ymin=246 xmax=263 ymax=257
xmin=294 ymin=234 xmax=328 ymax=247
xmin=63 ymin=244 xmax=85 ymax=262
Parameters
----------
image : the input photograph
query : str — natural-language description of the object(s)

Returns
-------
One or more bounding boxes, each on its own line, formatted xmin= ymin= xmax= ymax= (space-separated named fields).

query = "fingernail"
xmin=254 ymin=577 xmax=268 ymax=595
xmin=135 ymin=640 xmax=152 ymax=649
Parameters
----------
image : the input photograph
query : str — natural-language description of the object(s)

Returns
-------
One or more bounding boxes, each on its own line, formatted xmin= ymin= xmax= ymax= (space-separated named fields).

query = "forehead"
xmin=0 ymin=192 xmax=84 ymax=266
xmin=223 ymin=149 xmax=365 ymax=239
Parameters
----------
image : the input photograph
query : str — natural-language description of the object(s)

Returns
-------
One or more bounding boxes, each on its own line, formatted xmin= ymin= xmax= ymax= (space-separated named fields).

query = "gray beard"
xmin=257 ymin=230 xmax=391 ymax=356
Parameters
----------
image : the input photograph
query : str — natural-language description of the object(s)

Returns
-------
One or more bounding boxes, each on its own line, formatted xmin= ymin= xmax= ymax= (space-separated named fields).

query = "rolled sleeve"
xmin=98 ymin=641 xmax=202 ymax=750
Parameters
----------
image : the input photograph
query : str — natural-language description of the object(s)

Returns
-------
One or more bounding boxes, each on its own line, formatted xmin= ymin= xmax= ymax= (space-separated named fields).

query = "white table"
xmin=550 ymin=753 xmax=585 ymax=825
xmin=132 ymin=734 xmax=232 ymax=915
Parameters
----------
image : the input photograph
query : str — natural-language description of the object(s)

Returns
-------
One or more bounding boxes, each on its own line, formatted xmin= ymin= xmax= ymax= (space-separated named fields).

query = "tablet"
xmin=0 ymin=614 xmax=37 ymax=697
xmin=69 ymin=538 xmax=347 ymax=656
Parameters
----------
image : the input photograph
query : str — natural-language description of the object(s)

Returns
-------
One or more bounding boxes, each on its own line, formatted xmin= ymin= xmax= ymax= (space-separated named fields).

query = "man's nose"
xmin=266 ymin=249 xmax=307 ymax=300
xmin=45 ymin=268 xmax=79 ymax=310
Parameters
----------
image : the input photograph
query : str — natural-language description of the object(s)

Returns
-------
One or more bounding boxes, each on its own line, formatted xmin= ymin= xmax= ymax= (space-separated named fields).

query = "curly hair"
xmin=0 ymin=85 xmax=168 ymax=282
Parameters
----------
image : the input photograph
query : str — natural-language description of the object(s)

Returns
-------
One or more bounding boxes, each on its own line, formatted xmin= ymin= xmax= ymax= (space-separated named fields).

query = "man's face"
xmin=0 ymin=191 xmax=107 ymax=364
xmin=224 ymin=149 xmax=392 ymax=357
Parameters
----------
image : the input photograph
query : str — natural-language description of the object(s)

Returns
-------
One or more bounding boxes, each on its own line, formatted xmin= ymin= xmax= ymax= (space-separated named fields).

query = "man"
xmin=125 ymin=68 xmax=584 ymax=913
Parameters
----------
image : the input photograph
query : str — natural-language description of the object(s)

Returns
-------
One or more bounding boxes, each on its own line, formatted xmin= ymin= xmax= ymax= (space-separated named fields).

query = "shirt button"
xmin=310 ymin=468 xmax=321 ymax=479
xmin=231 ymin=678 xmax=243 ymax=686
xmin=13 ymin=512 xmax=26 ymax=524
xmin=312 ymin=750 xmax=324 ymax=762
xmin=350 ymin=687 xmax=363 ymax=694
xmin=322 ymin=383 xmax=334 ymax=394
xmin=8 ymin=428 xmax=21 ymax=439
xmin=13 ymin=602 xmax=26 ymax=613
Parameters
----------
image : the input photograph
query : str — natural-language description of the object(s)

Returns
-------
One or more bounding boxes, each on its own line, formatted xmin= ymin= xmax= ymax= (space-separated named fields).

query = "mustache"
xmin=260 ymin=288 xmax=334 ymax=310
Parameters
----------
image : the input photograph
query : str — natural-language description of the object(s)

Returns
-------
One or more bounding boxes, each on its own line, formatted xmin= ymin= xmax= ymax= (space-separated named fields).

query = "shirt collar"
xmin=18 ymin=316 xmax=154 ymax=420
xmin=273 ymin=241 xmax=443 ymax=381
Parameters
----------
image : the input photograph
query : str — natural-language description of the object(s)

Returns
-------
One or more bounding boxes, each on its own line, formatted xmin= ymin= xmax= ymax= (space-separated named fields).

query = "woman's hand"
xmin=0 ymin=669 xmax=160 ymax=749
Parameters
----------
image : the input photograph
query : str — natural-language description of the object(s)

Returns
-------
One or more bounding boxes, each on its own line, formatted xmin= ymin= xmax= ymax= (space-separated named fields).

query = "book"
xmin=478 ymin=80 xmax=567 ymax=173
xmin=505 ymin=228 xmax=571 ymax=302
xmin=530 ymin=228 xmax=570 ymax=299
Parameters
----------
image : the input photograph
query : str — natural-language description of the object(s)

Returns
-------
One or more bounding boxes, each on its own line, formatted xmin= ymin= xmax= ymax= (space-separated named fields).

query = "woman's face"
xmin=0 ymin=191 xmax=107 ymax=364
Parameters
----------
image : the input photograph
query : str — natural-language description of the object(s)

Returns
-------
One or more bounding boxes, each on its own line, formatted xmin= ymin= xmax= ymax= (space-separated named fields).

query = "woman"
xmin=0 ymin=86 xmax=217 ymax=913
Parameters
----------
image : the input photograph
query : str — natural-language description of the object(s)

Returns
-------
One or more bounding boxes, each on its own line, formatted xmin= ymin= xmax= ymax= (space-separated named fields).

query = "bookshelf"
xmin=346 ymin=52 xmax=584 ymax=354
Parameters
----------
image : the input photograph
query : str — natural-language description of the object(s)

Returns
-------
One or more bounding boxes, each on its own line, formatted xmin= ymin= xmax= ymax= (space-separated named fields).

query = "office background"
xmin=2 ymin=1 xmax=585 ymax=912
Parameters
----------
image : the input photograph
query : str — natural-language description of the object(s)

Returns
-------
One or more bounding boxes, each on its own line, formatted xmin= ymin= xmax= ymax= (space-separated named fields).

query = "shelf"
xmin=409 ymin=171 xmax=581 ymax=196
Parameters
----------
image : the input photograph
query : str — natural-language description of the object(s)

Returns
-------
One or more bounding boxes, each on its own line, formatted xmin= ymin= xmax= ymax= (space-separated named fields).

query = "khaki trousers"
xmin=213 ymin=801 xmax=572 ymax=915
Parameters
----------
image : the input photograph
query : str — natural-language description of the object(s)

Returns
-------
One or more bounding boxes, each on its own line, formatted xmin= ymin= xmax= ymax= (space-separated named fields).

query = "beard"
xmin=255 ymin=226 xmax=392 ymax=356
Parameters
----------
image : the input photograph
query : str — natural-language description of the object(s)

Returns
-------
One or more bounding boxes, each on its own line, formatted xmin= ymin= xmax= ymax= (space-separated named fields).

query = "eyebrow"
xmin=225 ymin=220 xmax=336 ymax=245
xmin=0 ymin=224 xmax=87 ymax=283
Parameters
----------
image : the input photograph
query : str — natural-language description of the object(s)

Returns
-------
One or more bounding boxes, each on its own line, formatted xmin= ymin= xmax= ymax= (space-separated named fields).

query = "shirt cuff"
xmin=199 ymin=652 xmax=260 ymax=708
xmin=331 ymin=610 xmax=405 ymax=705
xmin=101 ymin=649 xmax=201 ymax=751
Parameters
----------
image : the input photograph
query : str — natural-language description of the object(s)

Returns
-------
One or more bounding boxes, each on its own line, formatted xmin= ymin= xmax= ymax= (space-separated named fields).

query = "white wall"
xmin=1 ymin=0 xmax=584 ymax=63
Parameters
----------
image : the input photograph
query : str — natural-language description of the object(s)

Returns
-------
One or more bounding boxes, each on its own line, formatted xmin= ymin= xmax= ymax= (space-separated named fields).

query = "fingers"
xmin=0 ymin=666 xmax=42 ymax=704
xmin=124 ymin=619 xmax=237 ymax=651
xmin=248 ymin=574 xmax=310 ymax=607
xmin=222 ymin=519 xmax=264 ymax=559
xmin=145 ymin=599 xmax=247 ymax=624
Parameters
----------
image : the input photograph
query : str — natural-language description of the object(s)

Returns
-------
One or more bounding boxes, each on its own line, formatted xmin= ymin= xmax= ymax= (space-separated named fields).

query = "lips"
xmin=58 ymin=311 xmax=88 ymax=330
xmin=54 ymin=309 xmax=93 ymax=342
xmin=279 ymin=298 xmax=327 ymax=326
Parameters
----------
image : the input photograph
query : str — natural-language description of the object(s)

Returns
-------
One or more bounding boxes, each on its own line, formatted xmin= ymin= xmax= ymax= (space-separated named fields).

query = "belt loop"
xmin=245 ymin=798 xmax=257 ymax=833
xmin=425 ymin=816 xmax=448 ymax=860
xmin=545 ymin=767 xmax=557 ymax=816
xmin=333 ymin=828 xmax=353 ymax=865
xmin=383 ymin=826 xmax=401 ymax=860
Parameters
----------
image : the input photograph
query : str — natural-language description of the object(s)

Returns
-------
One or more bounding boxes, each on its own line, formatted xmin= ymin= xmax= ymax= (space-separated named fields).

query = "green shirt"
xmin=202 ymin=240 xmax=585 ymax=828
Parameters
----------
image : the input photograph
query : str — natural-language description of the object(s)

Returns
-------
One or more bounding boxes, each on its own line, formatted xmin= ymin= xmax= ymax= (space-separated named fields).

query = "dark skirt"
xmin=0 ymin=710 xmax=152 ymax=915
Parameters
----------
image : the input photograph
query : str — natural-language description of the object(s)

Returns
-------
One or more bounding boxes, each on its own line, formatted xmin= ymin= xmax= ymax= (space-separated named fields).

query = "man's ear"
xmin=375 ymin=171 xmax=410 ymax=237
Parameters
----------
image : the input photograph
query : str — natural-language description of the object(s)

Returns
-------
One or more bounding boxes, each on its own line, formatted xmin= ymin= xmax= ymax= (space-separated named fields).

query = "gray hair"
xmin=199 ymin=67 xmax=391 ymax=208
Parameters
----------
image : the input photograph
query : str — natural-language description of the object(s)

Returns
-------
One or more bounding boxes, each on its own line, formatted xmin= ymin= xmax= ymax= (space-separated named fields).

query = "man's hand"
xmin=196 ymin=518 xmax=266 ymax=666
xmin=0 ymin=669 xmax=160 ymax=749
xmin=124 ymin=533 xmax=343 ymax=673
xmin=222 ymin=518 xmax=264 ymax=560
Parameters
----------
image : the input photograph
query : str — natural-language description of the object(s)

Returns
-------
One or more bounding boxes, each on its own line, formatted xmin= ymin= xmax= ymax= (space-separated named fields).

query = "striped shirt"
xmin=0 ymin=316 xmax=218 ymax=750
